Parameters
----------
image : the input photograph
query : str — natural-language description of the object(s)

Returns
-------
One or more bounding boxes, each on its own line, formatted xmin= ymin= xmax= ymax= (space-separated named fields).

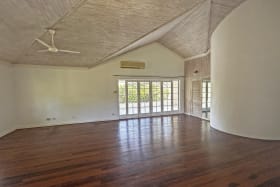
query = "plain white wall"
xmin=0 ymin=62 xmax=16 ymax=137
xmin=211 ymin=0 xmax=280 ymax=140
xmin=15 ymin=42 xmax=185 ymax=128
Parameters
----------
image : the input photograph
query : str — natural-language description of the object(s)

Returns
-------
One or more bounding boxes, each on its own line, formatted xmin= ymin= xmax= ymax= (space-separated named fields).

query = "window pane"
xmin=202 ymin=82 xmax=207 ymax=88
xmin=152 ymin=82 xmax=161 ymax=113
xmin=118 ymin=80 xmax=126 ymax=115
xmin=201 ymin=80 xmax=211 ymax=111
xmin=202 ymin=97 xmax=207 ymax=103
xmin=202 ymin=103 xmax=206 ymax=108
xmin=202 ymin=90 xmax=206 ymax=94
xmin=127 ymin=82 xmax=138 ymax=115
xmin=173 ymin=80 xmax=179 ymax=111
xmin=163 ymin=82 xmax=172 ymax=112
xmin=140 ymin=82 xmax=150 ymax=114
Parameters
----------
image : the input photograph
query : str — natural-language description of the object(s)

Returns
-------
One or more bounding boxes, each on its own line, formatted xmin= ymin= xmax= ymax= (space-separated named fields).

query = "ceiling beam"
xmin=184 ymin=49 xmax=210 ymax=62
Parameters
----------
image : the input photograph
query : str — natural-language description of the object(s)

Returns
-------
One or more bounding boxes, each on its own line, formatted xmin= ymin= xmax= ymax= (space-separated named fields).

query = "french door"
xmin=118 ymin=80 xmax=180 ymax=118
xmin=202 ymin=80 xmax=211 ymax=119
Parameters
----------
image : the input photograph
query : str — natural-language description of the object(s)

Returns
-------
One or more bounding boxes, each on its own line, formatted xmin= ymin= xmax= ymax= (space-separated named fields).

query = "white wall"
xmin=15 ymin=42 xmax=185 ymax=128
xmin=0 ymin=62 xmax=16 ymax=137
xmin=211 ymin=0 xmax=280 ymax=140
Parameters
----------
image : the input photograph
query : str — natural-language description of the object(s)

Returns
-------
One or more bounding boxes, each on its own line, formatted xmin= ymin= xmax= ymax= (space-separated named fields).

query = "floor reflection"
xmin=1 ymin=115 xmax=277 ymax=186
xmin=202 ymin=111 xmax=210 ymax=119
xmin=117 ymin=115 xmax=190 ymax=163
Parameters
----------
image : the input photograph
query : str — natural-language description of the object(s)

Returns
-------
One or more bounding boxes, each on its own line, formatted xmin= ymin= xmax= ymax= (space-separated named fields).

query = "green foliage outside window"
xmin=119 ymin=83 xmax=170 ymax=103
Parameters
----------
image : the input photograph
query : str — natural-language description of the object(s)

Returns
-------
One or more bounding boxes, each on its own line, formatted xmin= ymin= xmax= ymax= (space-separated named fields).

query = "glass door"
xmin=118 ymin=79 xmax=180 ymax=118
xmin=202 ymin=80 xmax=211 ymax=119
xmin=118 ymin=80 xmax=127 ymax=116
xmin=151 ymin=81 xmax=162 ymax=113
xmin=163 ymin=81 xmax=172 ymax=112
xmin=172 ymin=80 xmax=179 ymax=111
xmin=127 ymin=81 xmax=138 ymax=117
xmin=139 ymin=81 xmax=150 ymax=116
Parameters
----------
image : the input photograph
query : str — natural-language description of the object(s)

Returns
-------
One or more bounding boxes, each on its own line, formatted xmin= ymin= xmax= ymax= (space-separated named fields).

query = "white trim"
xmin=2 ymin=113 xmax=188 ymax=136
xmin=16 ymin=118 xmax=119 ymax=130
xmin=184 ymin=113 xmax=210 ymax=121
xmin=0 ymin=127 xmax=16 ymax=138
xmin=184 ymin=49 xmax=210 ymax=62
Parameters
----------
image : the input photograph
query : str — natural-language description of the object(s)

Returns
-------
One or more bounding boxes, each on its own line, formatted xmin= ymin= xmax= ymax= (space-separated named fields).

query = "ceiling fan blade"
xmin=35 ymin=39 xmax=51 ymax=48
xmin=58 ymin=49 xmax=80 ymax=54
xmin=49 ymin=30 xmax=56 ymax=47
xmin=37 ymin=49 xmax=49 ymax=53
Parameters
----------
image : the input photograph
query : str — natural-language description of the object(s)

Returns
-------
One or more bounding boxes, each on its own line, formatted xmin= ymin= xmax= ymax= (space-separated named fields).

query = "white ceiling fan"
xmin=35 ymin=29 xmax=80 ymax=54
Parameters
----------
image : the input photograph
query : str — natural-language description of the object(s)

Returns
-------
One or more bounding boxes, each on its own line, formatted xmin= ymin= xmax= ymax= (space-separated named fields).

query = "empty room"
xmin=0 ymin=0 xmax=279 ymax=186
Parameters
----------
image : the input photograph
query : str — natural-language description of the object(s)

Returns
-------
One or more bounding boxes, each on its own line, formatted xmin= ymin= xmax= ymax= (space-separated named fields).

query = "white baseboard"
xmin=184 ymin=113 xmax=210 ymax=121
xmin=0 ymin=127 xmax=17 ymax=138
xmin=17 ymin=117 xmax=119 ymax=130
xmin=2 ymin=114 xmax=186 ymax=134
xmin=1 ymin=118 xmax=119 ymax=136
xmin=18 ymin=114 xmax=188 ymax=130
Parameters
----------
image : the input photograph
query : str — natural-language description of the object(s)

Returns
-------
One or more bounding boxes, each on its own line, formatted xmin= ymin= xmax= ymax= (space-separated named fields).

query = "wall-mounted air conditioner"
xmin=120 ymin=61 xmax=145 ymax=69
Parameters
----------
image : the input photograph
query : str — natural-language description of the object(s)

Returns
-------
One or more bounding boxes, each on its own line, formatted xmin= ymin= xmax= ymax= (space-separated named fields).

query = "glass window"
xmin=118 ymin=80 xmax=180 ymax=116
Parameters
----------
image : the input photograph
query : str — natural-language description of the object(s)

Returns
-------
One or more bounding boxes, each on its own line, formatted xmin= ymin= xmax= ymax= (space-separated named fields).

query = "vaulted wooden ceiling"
xmin=0 ymin=0 xmax=245 ymax=67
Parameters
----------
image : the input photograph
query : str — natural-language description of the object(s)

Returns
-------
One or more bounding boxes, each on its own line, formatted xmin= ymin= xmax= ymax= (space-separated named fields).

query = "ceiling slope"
xmin=210 ymin=0 xmax=245 ymax=34
xmin=94 ymin=0 xmax=246 ymax=66
xmin=159 ymin=0 xmax=211 ymax=58
xmin=91 ymin=5 xmax=199 ymax=68
xmin=0 ymin=0 xmax=246 ymax=67
xmin=17 ymin=0 xmax=204 ymax=67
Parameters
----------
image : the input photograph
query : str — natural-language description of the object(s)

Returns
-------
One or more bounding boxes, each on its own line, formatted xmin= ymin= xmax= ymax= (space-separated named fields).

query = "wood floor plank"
xmin=0 ymin=115 xmax=279 ymax=187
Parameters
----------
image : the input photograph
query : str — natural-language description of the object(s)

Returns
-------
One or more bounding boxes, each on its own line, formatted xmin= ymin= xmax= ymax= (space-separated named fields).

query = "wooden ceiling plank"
xmin=0 ymin=0 xmax=247 ymax=67
xmin=17 ymin=0 xmax=205 ymax=67
xmin=160 ymin=0 xmax=211 ymax=58
xmin=89 ymin=2 xmax=204 ymax=69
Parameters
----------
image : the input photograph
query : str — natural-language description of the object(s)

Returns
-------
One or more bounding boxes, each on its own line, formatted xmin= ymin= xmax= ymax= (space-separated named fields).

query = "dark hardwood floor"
xmin=0 ymin=115 xmax=279 ymax=187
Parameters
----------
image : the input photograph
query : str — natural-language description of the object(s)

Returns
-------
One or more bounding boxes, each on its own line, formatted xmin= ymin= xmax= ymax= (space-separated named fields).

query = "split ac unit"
xmin=120 ymin=61 xmax=145 ymax=69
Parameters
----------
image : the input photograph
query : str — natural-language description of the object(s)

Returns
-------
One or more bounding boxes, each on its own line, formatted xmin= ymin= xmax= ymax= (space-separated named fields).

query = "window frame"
xmin=202 ymin=80 xmax=211 ymax=112
xmin=118 ymin=79 xmax=181 ymax=118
